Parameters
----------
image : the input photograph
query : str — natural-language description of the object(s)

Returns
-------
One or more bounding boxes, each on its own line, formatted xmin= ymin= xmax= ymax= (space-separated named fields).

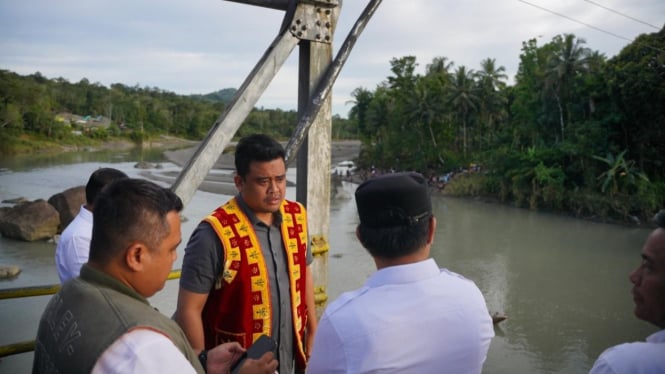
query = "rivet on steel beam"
xmin=316 ymin=34 xmax=321 ymax=39
xmin=296 ymin=19 xmax=301 ymax=25
xmin=325 ymin=35 xmax=330 ymax=41
xmin=325 ymin=9 xmax=331 ymax=15
xmin=325 ymin=22 xmax=331 ymax=28
xmin=297 ymin=31 xmax=303 ymax=37
xmin=301 ymin=25 xmax=307 ymax=31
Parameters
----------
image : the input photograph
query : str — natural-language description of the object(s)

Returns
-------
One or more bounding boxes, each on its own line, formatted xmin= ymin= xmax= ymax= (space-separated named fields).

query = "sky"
xmin=1 ymin=0 xmax=663 ymax=118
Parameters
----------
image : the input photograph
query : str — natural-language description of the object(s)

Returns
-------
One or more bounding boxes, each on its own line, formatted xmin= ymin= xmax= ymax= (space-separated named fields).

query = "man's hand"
xmin=205 ymin=342 xmax=245 ymax=374
xmin=206 ymin=343 xmax=278 ymax=374
xmin=305 ymin=325 xmax=317 ymax=360
xmin=238 ymin=352 xmax=279 ymax=374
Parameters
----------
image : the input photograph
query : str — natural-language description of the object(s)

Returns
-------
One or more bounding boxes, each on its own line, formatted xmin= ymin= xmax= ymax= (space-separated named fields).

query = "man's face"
xmin=140 ymin=211 xmax=181 ymax=297
xmin=235 ymin=158 xmax=287 ymax=223
xmin=629 ymin=228 xmax=665 ymax=328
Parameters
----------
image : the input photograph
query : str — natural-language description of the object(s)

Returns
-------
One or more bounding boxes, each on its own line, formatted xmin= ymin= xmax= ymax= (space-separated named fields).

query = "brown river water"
xmin=0 ymin=148 xmax=656 ymax=373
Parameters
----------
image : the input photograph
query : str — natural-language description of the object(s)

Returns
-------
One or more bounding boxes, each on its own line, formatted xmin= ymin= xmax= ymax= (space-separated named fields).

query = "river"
xmin=0 ymin=148 xmax=657 ymax=373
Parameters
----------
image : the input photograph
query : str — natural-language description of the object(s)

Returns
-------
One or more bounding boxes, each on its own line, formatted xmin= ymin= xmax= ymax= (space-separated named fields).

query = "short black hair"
xmin=357 ymin=219 xmax=430 ymax=259
xmin=85 ymin=168 xmax=128 ymax=205
xmin=234 ymin=134 xmax=285 ymax=178
xmin=89 ymin=178 xmax=183 ymax=264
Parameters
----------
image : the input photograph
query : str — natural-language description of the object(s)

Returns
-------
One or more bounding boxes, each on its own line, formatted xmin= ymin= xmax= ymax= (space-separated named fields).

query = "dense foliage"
xmin=346 ymin=28 xmax=665 ymax=223
xmin=1 ymin=27 xmax=663 ymax=223
xmin=0 ymin=71 xmax=354 ymax=153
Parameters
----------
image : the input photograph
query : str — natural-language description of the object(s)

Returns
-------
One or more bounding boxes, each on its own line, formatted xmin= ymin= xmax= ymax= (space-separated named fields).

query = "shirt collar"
xmin=79 ymin=264 xmax=150 ymax=306
xmin=365 ymin=258 xmax=440 ymax=288
xmin=80 ymin=204 xmax=93 ymax=221
xmin=647 ymin=328 xmax=665 ymax=343
xmin=235 ymin=193 xmax=283 ymax=227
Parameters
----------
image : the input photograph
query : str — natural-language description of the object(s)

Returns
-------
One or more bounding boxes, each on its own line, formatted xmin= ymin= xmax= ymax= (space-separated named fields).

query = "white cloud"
xmin=1 ymin=0 xmax=662 ymax=118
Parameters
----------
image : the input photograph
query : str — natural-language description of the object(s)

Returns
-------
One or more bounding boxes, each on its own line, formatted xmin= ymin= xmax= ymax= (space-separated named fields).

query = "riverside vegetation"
xmin=1 ymin=28 xmax=663 ymax=224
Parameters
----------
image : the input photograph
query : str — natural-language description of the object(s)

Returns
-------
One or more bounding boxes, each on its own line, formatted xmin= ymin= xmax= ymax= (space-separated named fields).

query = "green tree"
xmin=404 ymin=77 xmax=446 ymax=167
xmin=0 ymin=102 xmax=23 ymax=133
xmin=476 ymin=58 xmax=508 ymax=148
xmin=447 ymin=66 xmax=479 ymax=158
xmin=593 ymin=150 xmax=649 ymax=196
xmin=545 ymin=34 xmax=592 ymax=142
xmin=604 ymin=26 xmax=665 ymax=179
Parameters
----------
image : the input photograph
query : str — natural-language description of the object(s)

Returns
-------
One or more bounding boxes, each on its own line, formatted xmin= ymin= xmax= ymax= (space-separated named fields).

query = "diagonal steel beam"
xmin=171 ymin=23 xmax=300 ymax=205
xmin=284 ymin=0 xmax=383 ymax=165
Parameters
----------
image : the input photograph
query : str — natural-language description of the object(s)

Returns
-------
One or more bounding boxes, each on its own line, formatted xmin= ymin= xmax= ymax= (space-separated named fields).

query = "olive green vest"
xmin=32 ymin=265 xmax=203 ymax=374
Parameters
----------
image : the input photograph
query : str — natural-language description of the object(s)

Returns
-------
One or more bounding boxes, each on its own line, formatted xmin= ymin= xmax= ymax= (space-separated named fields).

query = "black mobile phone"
xmin=230 ymin=335 xmax=277 ymax=374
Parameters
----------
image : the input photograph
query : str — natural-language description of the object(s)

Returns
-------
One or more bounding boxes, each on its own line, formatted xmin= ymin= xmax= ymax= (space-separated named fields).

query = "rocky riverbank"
xmin=140 ymin=139 xmax=363 ymax=195
xmin=162 ymin=139 xmax=362 ymax=169
xmin=0 ymin=138 xmax=363 ymax=241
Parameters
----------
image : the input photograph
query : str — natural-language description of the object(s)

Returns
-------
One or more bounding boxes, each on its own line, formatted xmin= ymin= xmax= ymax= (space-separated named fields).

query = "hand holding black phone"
xmin=230 ymin=335 xmax=277 ymax=374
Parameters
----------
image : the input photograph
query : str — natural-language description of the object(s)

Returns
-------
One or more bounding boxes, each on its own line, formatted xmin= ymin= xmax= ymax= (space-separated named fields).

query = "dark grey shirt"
xmin=180 ymin=194 xmax=312 ymax=374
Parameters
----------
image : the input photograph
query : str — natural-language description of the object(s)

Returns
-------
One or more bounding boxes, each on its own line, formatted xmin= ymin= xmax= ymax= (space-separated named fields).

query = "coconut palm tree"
xmin=545 ymin=34 xmax=592 ymax=142
xmin=426 ymin=56 xmax=455 ymax=80
xmin=476 ymin=58 xmax=508 ymax=147
xmin=477 ymin=58 xmax=507 ymax=91
xmin=347 ymin=87 xmax=374 ymax=140
xmin=403 ymin=77 xmax=448 ymax=166
xmin=447 ymin=66 xmax=480 ymax=157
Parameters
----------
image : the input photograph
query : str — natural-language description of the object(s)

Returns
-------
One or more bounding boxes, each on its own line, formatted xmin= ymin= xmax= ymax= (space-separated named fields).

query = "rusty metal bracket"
xmin=288 ymin=0 xmax=340 ymax=43
xmin=285 ymin=0 xmax=383 ymax=164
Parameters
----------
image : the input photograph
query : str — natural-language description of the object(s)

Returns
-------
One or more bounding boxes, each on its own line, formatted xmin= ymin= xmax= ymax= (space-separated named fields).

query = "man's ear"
xmin=427 ymin=216 xmax=437 ymax=245
xmin=234 ymin=174 xmax=243 ymax=189
xmin=355 ymin=225 xmax=364 ymax=246
xmin=125 ymin=242 xmax=147 ymax=272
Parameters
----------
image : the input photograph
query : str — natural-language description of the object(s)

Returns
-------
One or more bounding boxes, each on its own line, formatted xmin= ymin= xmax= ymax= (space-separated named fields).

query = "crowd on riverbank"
xmin=333 ymin=164 xmax=482 ymax=192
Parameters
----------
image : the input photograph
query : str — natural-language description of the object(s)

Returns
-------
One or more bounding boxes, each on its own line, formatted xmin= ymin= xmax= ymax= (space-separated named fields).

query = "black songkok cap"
xmin=355 ymin=172 xmax=432 ymax=228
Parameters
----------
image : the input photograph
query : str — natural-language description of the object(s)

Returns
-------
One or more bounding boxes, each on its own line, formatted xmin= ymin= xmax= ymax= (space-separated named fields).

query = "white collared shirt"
xmin=92 ymin=329 xmax=196 ymax=373
xmin=55 ymin=205 xmax=92 ymax=283
xmin=589 ymin=329 xmax=665 ymax=373
xmin=308 ymin=258 xmax=494 ymax=374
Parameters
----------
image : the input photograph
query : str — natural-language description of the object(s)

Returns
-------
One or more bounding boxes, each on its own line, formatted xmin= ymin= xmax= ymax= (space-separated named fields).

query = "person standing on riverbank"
xmin=307 ymin=172 xmax=494 ymax=374
xmin=55 ymin=167 xmax=127 ymax=283
xmin=33 ymin=178 xmax=278 ymax=374
xmin=589 ymin=209 xmax=665 ymax=373
xmin=175 ymin=134 xmax=317 ymax=374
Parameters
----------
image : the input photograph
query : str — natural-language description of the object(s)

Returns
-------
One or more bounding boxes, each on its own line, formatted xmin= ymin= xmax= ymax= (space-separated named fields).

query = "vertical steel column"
xmin=295 ymin=3 xmax=339 ymax=317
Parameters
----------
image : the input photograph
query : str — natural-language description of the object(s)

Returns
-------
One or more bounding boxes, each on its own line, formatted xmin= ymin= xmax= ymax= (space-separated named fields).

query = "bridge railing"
xmin=0 ymin=269 xmax=182 ymax=358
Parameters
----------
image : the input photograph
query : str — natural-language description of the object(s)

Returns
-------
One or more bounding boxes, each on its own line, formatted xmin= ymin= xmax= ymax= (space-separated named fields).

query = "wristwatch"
xmin=198 ymin=350 xmax=208 ymax=372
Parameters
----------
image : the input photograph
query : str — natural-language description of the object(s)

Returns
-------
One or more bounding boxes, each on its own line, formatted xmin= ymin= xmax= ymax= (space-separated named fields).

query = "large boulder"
xmin=48 ymin=186 xmax=85 ymax=230
xmin=0 ymin=265 xmax=21 ymax=279
xmin=0 ymin=206 xmax=9 ymax=221
xmin=2 ymin=197 xmax=30 ymax=204
xmin=0 ymin=199 xmax=60 ymax=241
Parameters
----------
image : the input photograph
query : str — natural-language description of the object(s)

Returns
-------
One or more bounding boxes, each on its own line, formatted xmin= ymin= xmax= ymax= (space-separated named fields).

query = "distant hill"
xmin=189 ymin=88 xmax=237 ymax=104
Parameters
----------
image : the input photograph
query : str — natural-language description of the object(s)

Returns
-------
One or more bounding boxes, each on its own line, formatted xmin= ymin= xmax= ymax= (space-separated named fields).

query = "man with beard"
xmin=175 ymin=134 xmax=317 ymax=374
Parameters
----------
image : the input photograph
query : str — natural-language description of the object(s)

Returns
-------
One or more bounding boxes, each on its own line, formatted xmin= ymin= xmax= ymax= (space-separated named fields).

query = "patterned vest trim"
xmin=202 ymin=197 xmax=309 ymax=370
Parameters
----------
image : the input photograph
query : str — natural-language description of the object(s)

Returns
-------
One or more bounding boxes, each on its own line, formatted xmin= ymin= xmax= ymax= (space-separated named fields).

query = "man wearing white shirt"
xmin=307 ymin=172 xmax=494 ymax=374
xmin=589 ymin=210 xmax=665 ymax=373
xmin=34 ymin=178 xmax=278 ymax=374
xmin=55 ymin=167 xmax=127 ymax=283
